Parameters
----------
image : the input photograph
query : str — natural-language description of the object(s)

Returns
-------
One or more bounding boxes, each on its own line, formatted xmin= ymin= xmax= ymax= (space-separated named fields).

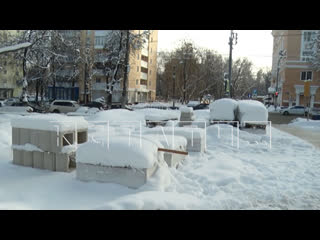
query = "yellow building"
xmin=271 ymin=30 xmax=320 ymax=108
xmin=90 ymin=30 xmax=158 ymax=103
xmin=0 ymin=30 xmax=23 ymax=100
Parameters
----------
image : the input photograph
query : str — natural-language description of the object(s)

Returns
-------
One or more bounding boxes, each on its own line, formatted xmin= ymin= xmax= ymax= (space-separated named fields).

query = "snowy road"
xmin=1 ymin=110 xmax=320 ymax=209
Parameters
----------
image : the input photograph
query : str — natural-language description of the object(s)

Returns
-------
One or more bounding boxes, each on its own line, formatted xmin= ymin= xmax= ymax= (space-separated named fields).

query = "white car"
xmin=280 ymin=106 xmax=309 ymax=116
xmin=49 ymin=100 xmax=80 ymax=113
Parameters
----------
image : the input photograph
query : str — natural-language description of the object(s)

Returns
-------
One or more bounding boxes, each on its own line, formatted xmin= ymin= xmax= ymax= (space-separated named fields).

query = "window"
xmin=301 ymin=71 xmax=312 ymax=81
xmin=136 ymin=79 xmax=139 ymax=85
xmin=140 ymin=79 xmax=147 ymax=85
xmin=150 ymin=59 xmax=152 ymax=64
xmin=3 ymin=69 xmax=7 ymax=75
xmin=137 ymin=66 xmax=139 ymax=72
xmin=149 ymin=81 xmax=151 ymax=86
xmin=137 ymin=54 xmax=139 ymax=60
xmin=149 ymin=70 xmax=152 ymax=74
xmin=96 ymin=78 xmax=101 ymax=83
xmin=150 ymin=48 xmax=152 ymax=53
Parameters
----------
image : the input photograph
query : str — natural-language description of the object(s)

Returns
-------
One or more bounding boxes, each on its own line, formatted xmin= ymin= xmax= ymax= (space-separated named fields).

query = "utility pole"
xmin=172 ymin=66 xmax=176 ymax=108
xmin=274 ymin=50 xmax=286 ymax=110
xmin=228 ymin=30 xmax=238 ymax=98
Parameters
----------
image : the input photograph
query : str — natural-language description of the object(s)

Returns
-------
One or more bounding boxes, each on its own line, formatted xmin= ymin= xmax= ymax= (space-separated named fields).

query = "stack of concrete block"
xmin=179 ymin=106 xmax=195 ymax=127
xmin=76 ymin=163 xmax=158 ymax=189
xmin=12 ymin=127 xmax=87 ymax=172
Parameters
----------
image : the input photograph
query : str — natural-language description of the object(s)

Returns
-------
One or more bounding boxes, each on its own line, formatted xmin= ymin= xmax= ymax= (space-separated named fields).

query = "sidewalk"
xmin=273 ymin=124 xmax=320 ymax=149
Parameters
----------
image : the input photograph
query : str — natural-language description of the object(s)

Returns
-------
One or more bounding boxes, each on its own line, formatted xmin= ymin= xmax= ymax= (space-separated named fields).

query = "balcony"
xmin=141 ymin=48 xmax=148 ymax=57
xmin=141 ymin=60 xmax=148 ymax=68
xmin=92 ymin=82 xmax=106 ymax=91
xmin=140 ymin=72 xmax=148 ymax=80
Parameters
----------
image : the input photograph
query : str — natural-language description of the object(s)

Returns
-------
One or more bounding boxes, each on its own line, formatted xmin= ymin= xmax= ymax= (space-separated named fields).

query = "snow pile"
xmin=237 ymin=100 xmax=268 ymax=126
xmin=141 ymin=108 xmax=179 ymax=121
xmin=141 ymin=134 xmax=187 ymax=151
xmin=92 ymin=109 xmax=145 ymax=123
xmin=12 ymin=143 xmax=43 ymax=152
xmin=76 ymin=135 xmax=161 ymax=168
xmin=289 ymin=118 xmax=320 ymax=130
xmin=67 ymin=107 xmax=100 ymax=116
xmin=11 ymin=114 xmax=88 ymax=132
xmin=209 ymin=98 xmax=238 ymax=121
xmin=0 ymin=106 xmax=33 ymax=114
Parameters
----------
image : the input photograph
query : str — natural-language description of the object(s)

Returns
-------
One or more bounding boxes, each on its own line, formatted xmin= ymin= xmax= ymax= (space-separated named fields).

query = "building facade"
xmin=90 ymin=30 xmax=158 ymax=104
xmin=271 ymin=30 xmax=320 ymax=108
xmin=0 ymin=30 xmax=23 ymax=100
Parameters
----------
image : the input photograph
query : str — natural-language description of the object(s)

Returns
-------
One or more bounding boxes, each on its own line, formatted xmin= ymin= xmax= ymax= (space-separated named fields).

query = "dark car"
xmin=83 ymin=101 xmax=107 ymax=110
xmin=193 ymin=103 xmax=209 ymax=110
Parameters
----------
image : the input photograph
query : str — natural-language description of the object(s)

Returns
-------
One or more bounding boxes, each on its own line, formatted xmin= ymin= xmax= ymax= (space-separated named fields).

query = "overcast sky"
xmin=157 ymin=30 xmax=273 ymax=72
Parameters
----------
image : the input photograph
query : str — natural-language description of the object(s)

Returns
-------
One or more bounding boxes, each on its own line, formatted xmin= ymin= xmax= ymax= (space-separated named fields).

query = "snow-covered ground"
xmin=0 ymin=109 xmax=320 ymax=209
xmin=289 ymin=118 xmax=320 ymax=131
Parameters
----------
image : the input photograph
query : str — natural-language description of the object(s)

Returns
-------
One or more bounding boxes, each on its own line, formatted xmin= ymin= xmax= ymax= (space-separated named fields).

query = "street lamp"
xmin=274 ymin=50 xmax=286 ymax=110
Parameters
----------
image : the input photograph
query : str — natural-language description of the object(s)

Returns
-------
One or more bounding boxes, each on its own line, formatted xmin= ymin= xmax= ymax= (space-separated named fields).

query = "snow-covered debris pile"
xmin=76 ymin=135 xmax=162 ymax=169
xmin=11 ymin=114 xmax=88 ymax=132
xmin=209 ymin=98 xmax=238 ymax=121
xmin=237 ymin=100 xmax=268 ymax=126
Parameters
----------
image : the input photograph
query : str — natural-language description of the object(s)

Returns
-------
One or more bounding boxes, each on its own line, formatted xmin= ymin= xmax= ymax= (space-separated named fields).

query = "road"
xmin=268 ymin=112 xmax=307 ymax=124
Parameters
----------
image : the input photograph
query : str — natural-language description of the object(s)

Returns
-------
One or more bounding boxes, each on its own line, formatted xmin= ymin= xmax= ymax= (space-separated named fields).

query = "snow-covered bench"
xmin=76 ymin=135 xmax=163 ymax=188
xmin=11 ymin=114 xmax=88 ymax=172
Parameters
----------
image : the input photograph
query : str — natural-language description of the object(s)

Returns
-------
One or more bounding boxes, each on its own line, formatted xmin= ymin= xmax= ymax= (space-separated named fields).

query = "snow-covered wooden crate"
xmin=76 ymin=136 xmax=162 ymax=188
xmin=179 ymin=106 xmax=195 ymax=127
xmin=236 ymin=100 xmax=268 ymax=130
xmin=11 ymin=114 xmax=88 ymax=172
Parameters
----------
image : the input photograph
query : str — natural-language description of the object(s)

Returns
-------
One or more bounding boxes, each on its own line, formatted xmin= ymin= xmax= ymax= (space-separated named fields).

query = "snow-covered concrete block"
xmin=33 ymin=152 xmax=44 ymax=169
xmin=44 ymin=152 xmax=55 ymax=171
xmin=23 ymin=151 xmax=33 ymax=167
xmin=12 ymin=149 xmax=23 ymax=166
xmin=76 ymin=162 xmax=158 ymax=189
xmin=236 ymin=100 xmax=268 ymax=127
xmin=11 ymin=114 xmax=88 ymax=172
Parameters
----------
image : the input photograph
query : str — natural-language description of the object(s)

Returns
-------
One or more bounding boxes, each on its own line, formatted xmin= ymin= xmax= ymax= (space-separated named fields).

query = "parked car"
xmin=192 ymin=103 xmax=209 ymax=110
xmin=310 ymin=107 xmax=320 ymax=120
xmin=3 ymin=98 xmax=20 ymax=106
xmin=49 ymin=100 xmax=80 ymax=113
xmin=280 ymin=106 xmax=309 ymax=116
xmin=83 ymin=101 xmax=107 ymax=110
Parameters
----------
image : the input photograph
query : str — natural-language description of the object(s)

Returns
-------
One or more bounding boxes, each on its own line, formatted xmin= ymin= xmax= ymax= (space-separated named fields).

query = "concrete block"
xmin=76 ymin=163 xmax=158 ymax=189
xmin=55 ymin=153 xmax=70 ymax=172
xmin=33 ymin=151 xmax=44 ymax=169
xmin=30 ymin=129 xmax=39 ymax=147
xmin=23 ymin=151 xmax=33 ymax=167
xmin=44 ymin=152 xmax=55 ymax=171
xmin=20 ymin=128 xmax=30 ymax=145
xmin=38 ymin=130 xmax=51 ymax=152
xmin=12 ymin=149 xmax=23 ymax=165
xmin=12 ymin=128 xmax=20 ymax=145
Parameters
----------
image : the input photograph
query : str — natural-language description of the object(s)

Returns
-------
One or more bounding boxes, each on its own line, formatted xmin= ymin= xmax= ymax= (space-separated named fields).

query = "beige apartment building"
xmin=270 ymin=30 xmax=320 ymax=108
xmin=0 ymin=30 xmax=23 ymax=100
xmin=90 ymin=30 xmax=158 ymax=104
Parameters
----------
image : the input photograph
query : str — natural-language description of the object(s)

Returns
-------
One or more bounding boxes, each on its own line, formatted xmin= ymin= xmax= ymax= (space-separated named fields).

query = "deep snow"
xmin=0 ymin=109 xmax=320 ymax=209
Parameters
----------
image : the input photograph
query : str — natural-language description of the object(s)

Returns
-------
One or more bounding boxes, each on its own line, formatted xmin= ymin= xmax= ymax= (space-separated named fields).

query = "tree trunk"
xmin=121 ymin=30 xmax=130 ymax=108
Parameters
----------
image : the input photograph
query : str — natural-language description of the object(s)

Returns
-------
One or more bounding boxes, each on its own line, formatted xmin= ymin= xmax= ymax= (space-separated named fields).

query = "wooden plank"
xmin=158 ymin=148 xmax=188 ymax=155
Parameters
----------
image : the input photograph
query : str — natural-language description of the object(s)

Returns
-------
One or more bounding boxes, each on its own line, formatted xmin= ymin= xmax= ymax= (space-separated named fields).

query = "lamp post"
xmin=172 ymin=66 xmax=176 ymax=108
xmin=228 ymin=30 xmax=238 ymax=98
xmin=274 ymin=50 xmax=286 ymax=111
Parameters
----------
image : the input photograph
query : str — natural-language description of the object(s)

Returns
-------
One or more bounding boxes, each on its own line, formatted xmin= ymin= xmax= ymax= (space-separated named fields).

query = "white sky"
xmin=157 ymin=30 xmax=273 ymax=72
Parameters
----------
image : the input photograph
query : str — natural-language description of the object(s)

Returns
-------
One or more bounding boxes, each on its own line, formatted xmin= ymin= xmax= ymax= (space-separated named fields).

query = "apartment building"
xmin=90 ymin=30 xmax=158 ymax=104
xmin=0 ymin=30 xmax=23 ymax=100
xmin=270 ymin=30 xmax=320 ymax=108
